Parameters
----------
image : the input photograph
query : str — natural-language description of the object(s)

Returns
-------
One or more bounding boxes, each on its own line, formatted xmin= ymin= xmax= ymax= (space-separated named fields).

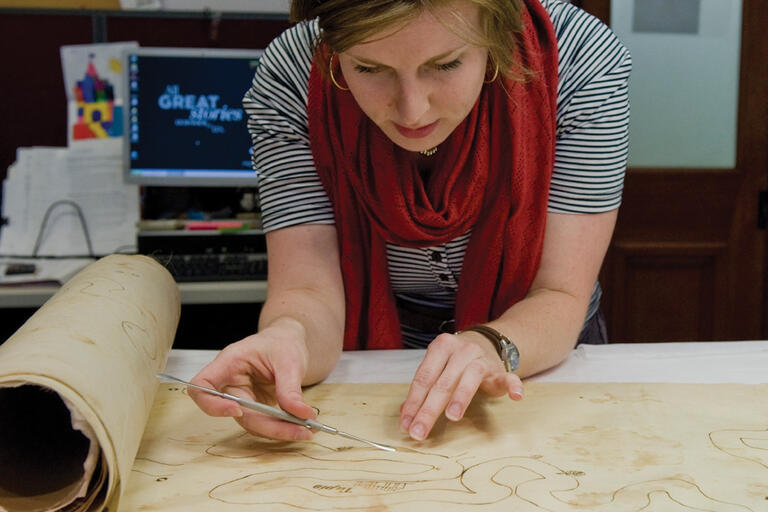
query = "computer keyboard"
xmin=150 ymin=253 xmax=268 ymax=282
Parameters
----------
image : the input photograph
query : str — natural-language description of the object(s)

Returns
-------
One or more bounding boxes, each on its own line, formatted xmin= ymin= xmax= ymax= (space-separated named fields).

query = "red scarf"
xmin=307 ymin=0 xmax=558 ymax=350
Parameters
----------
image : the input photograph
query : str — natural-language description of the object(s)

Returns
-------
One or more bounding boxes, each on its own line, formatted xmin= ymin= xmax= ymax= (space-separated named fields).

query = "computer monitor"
xmin=123 ymin=47 xmax=263 ymax=187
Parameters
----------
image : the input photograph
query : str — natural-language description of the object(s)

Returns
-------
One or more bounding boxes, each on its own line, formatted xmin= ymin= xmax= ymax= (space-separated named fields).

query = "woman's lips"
xmin=394 ymin=120 xmax=438 ymax=139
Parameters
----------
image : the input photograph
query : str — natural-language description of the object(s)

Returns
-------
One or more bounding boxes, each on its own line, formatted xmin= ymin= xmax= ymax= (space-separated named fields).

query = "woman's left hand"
xmin=399 ymin=331 xmax=523 ymax=441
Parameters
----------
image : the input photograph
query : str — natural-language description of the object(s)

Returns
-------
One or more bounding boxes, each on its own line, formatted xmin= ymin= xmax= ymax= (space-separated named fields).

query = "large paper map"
xmin=123 ymin=381 xmax=768 ymax=511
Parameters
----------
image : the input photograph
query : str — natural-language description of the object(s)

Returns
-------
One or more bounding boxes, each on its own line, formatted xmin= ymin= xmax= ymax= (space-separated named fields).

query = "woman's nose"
xmin=394 ymin=76 xmax=430 ymax=125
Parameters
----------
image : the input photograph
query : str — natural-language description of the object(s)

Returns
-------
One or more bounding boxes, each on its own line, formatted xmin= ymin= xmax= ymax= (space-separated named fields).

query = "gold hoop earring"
xmin=484 ymin=63 xmax=500 ymax=84
xmin=329 ymin=53 xmax=349 ymax=91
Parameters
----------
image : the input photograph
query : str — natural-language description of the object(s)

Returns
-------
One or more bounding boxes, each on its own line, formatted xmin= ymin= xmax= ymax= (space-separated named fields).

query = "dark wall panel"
xmin=0 ymin=13 xmax=93 ymax=180
xmin=106 ymin=16 xmax=290 ymax=49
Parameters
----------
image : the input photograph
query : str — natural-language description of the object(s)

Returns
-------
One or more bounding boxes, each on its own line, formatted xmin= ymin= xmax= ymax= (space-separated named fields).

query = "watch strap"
xmin=457 ymin=325 xmax=519 ymax=372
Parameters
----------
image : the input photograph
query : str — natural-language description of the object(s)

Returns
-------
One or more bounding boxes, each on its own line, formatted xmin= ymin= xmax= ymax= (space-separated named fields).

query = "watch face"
xmin=501 ymin=342 xmax=520 ymax=371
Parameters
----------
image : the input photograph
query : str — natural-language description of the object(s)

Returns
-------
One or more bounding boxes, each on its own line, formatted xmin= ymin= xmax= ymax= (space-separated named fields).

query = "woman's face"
xmin=338 ymin=2 xmax=488 ymax=153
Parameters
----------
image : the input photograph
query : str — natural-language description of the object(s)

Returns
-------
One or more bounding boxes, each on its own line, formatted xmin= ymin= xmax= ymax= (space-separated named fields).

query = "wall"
xmin=0 ymin=8 xmax=291 ymax=186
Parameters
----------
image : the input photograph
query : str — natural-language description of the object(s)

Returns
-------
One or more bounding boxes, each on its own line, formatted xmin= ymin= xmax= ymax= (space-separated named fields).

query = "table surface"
xmin=164 ymin=340 xmax=768 ymax=385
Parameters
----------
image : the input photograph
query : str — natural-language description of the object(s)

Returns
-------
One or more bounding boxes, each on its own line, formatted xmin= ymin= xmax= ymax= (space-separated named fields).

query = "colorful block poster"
xmin=60 ymin=42 xmax=138 ymax=144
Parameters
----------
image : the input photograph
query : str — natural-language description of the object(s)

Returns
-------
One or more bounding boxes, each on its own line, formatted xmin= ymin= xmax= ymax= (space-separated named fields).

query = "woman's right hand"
xmin=188 ymin=320 xmax=317 ymax=441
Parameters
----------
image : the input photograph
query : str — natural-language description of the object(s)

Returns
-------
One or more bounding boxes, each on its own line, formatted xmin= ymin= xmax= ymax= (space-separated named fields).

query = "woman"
xmin=189 ymin=0 xmax=630 ymax=443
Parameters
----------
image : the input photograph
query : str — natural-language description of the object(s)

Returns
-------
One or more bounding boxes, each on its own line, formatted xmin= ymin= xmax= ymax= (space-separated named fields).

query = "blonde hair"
xmin=290 ymin=0 xmax=527 ymax=81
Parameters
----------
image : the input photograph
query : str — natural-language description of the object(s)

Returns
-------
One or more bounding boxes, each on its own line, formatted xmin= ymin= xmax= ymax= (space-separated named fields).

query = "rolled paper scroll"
xmin=0 ymin=254 xmax=180 ymax=512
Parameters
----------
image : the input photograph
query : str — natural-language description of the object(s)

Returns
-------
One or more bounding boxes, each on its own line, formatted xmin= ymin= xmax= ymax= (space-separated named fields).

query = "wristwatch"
xmin=457 ymin=325 xmax=520 ymax=372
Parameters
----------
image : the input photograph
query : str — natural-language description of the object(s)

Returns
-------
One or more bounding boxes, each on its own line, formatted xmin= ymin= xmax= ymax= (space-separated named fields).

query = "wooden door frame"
xmin=576 ymin=0 xmax=768 ymax=340
xmin=740 ymin=0 xmax=768 ymax=338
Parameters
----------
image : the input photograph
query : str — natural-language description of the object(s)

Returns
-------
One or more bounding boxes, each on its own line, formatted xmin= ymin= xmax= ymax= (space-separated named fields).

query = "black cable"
xmin=31 ymin=200 xmax=95 ymax=258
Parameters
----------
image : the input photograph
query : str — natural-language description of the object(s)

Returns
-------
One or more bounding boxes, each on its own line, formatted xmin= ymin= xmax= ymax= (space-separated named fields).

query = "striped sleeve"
xmin=243 ymin=20 xmax=335 ymax=232
xmin=544 ymin=0 xmax=632 ymax=213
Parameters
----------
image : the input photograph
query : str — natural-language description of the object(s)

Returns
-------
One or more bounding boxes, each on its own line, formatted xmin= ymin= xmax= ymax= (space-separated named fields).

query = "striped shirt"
xmin=244 ymin=0 xmax=631 ymax=347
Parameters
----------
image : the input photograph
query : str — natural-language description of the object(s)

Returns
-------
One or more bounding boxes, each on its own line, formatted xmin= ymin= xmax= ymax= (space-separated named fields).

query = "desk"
xmin=0 ymin=279 xmax=267 ymax=349
xmin=0 ymin=280 xmax=267 ymax=308
xmin=164 ymin=340 xmax=768 ymax=384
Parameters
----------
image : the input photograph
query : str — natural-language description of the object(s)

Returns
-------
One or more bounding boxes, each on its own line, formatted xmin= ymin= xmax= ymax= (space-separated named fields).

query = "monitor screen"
xmin=123 ymin=47 xmax=263 ymax=187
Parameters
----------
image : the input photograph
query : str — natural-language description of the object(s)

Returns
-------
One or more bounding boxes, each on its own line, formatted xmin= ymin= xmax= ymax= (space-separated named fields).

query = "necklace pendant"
xmin=419 ymin=146 xmax=438 ymax=157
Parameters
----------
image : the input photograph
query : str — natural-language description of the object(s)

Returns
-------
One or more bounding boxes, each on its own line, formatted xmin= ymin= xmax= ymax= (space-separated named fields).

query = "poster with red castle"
xmin=61 ymin=42 xmax=138 ymax=144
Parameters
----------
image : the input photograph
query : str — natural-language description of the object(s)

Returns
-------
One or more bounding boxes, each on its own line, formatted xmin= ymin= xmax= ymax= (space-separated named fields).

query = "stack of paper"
xmin=0 ymin=140 xmax=139 ymax=257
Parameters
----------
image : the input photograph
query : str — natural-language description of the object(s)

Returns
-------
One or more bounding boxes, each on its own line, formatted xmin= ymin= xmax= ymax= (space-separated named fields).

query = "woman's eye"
xmin=436 ymin=59 xmax=461 ymax=71
xmin=354 ymin=65 xmax=379 ymax=74
xmin=352 ymin=59 xmax=461 ymax=74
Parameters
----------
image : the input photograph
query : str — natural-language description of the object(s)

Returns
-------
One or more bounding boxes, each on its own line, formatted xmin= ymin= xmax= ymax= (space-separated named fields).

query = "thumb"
xmin=506 ymin=374 xmax=524 ymax=401
xmin=480 ymin=372 xmax=523 ymax=400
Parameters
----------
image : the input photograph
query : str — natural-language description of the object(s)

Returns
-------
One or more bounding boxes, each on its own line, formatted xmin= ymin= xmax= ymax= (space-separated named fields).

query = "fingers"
xmin=400 ymin=334 xmax=477 ymax=440
xmin=443 ymin=358 xmax=486 ymax=421
xmin=187 ymin=334 xmax=315 ymax=441
xmin=400 ymin=334 xmax=524 ymax=441
xmin=399 ymin=339 xmax=452 ymax=436
xmin=479 ymin=372 xmax=524 ymax=401
xmin=235 ymin=413 xmax=314 ymax=442
xmin=187 ymin=388 xmax=244 ymax=419
xmin=188 ymin=347 xmax=249 ymax=418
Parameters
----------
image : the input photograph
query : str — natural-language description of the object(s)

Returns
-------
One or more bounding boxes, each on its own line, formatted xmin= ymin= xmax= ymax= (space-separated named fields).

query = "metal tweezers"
xmin=157 ymin=373 xmax=396 ymax=452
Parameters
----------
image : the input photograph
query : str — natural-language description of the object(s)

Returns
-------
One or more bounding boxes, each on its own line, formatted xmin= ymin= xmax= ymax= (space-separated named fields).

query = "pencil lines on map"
xmin=131 ymin=468 xmax=171 ymax=479
xmin=128 ymin=429 xmax=759 ymax=512
xmin=206 ymin=451 xmax=530 ymax=508
xmin=133 ymin=456 xmax=183 ymax=467
xmin=604 ymin=478 xmax=753 ymax=512
xmin=202 ymin=440 xmax=755 ymax=511
xmin=204 ymin=450 xmax=752 ymax=511
xmin=73 ymin=277 xmax=127 ymax=297
xmin=195 ymin=437 xmax=596 ymax=510
xmin=710 ymin=427 xmax=768 ymax=470
xmin=63 ymin=269 xmax=163 ymax=367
